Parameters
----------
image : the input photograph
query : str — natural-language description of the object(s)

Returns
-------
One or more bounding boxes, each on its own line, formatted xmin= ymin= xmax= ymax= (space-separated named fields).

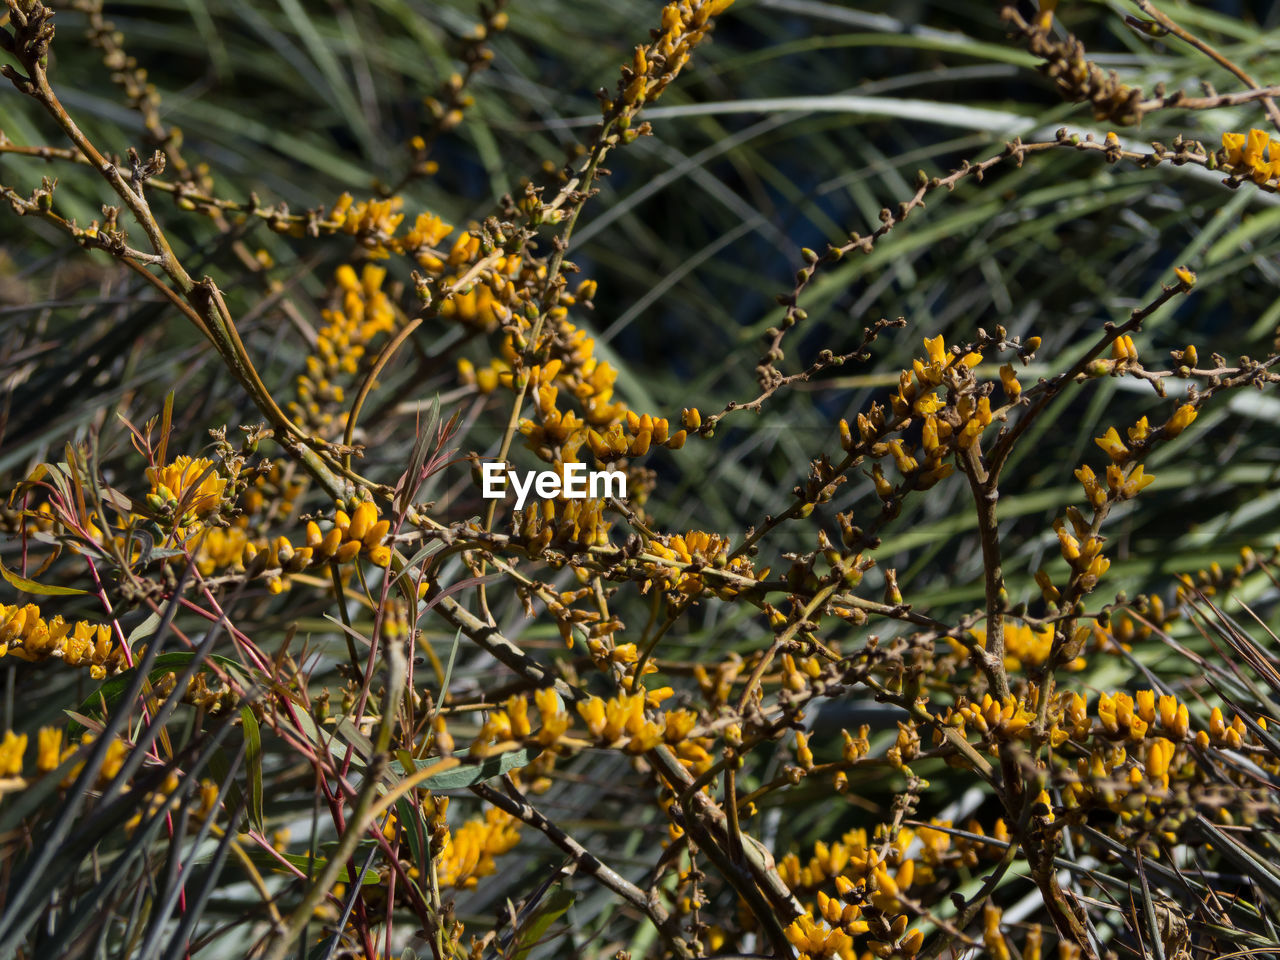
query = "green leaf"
xmin=249 ymin=846 xmax=383 ymax=886
xmin=242 ymin=706 xmax=264 ymax=834
xmin=1195 ymin=813 xmax=1280 ymax=902
xmin=392 ymin=745 xmax=543 ymax=790
xmin=512 ymin=887 xmax=575 ymax=960
xmin=286 ymin=706 xmax=335 ymax=760
xmin=0 ymin=558 xmax=90 ymax=596
xmin=333 ymin=716 xmax=374 ymax=763
xmin=127 ymin=612 xmax=162 ymax=646
xmin=396 ymin=796 xmax=424 ymax=870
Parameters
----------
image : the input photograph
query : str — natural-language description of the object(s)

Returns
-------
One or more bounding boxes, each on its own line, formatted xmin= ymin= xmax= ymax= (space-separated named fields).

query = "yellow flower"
xmin=1221 ymin=129 xmax=1280 ymax=183
xmin=998 ymin=363 xmax=1021 ymax=399
xmin=1093 ymin=427 xmax=1129 ymax=464
xmin=795 ymin=731 xmax=814 ymax=770
xmin=0 ymin=729 xmax=28 ymax=777
xmin=1037 ymin=0 xmax=1058 ymax=30
xmin=1074 ymin=464 xmax=1106 ymax=509
xmin=1223 ymin=131 xmax=1246 ymax=166
xmin=1034 ymin=788 xmax=1054 ymax=823
xmin=913 ymin=392 xmax=944 ymax=415
xmin=332 ymin=501 xmax=392 ymax=567
xmin=36 ymin=727 xmax=62 ymax=772
xmin=434 ymin=807 xmax=522 ymax=889
xmin=147 ymin=456 xmax=226 ymax=520
xmin=1164 ymin=403 xmax=1197 ymax=438
xmin=965 ymin=623 xmax=1074 ymax=670
xmin=923 ymin=335 xmax=947 ymax=366
xmin=330 ymin=195 xmax=405 ymax=257
xmin=0 ymin=602 xmax=125 ymax=677
xmin=1110 ymin=334 xmax=1137 ymax=361
xmin=1120 ymin=464 xmax=1155 ymax=498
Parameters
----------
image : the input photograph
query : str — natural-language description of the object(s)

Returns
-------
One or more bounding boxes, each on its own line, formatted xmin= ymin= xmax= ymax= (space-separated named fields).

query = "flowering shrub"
xmin=3 ymin=1 xmax=1280 ymax=959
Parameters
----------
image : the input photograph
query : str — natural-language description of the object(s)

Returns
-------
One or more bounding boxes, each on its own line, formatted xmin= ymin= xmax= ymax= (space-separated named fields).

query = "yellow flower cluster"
xmin=1206 ymin=706 xmax=1251 ymax=750
xmin=585 ymin=410 xmax=686 ymax=461
xmin=505 ymin=318 xmax=687 ymax=466
xmin=610 ymin=0 xmax=735 ymax=115
xmin=29 ymin=453 xmax=239 ymax=565
xmin=60 ymin=731 xmax=130 ymax=786
xmin=1086 ymin=406 xmax=1193 ymax=501
xmin=437 ymin=806 xmax=521 ymax=888
xmin=0 ymin=602 xmax=237 ymax=726
xmin=1068 ymin=739 xmax=1174 ymax=820
xmin=1053 ymin=509 xmax=1111 ymax=586
xmin=779 ymin=825 xmax=928 ymax=959
xmin=458 ymin=281 xmax=687 ymax=475
xmin=291 ymin=501 xmax=391 ymax=583
xmin=145 ymin=455 xmax=227 ymax=525
xmin=462 ymin=687 xmax=710 ymax=779
xmin=327 ymin=194 xmax=404 ymax=256
xmin=290 ymin=264 xmax=396 ymax=435
xmin=576 ymin=691 xmax=674 ymax=754
xmin=0 ymin=602 xmax=126 ymax=678
xmin=785 ymin=915 xmax=857 ymax=960
xmin=843 ymin=336 xmax=1005 ymax=499
xmin=193 ymin=461 xmax=306 ymax=575
xmin=1026 ymin=686 xmax=1253 ymax=831
xmin=321 ymin=193 xmax=460 ymax=264
xmin=644 ymin=529 xmax=759 ymax=597
xmin=200 ymin=500 xmax=394 ymax=593
xmin=437 ymin=247 xmax=525 ymax=332
xmin=949 ymin=692 xmax=1039 ymax=745
xmin=150 ymin=666 xmax=238 ymax=715
xmin=4 ymin=729 xmax=183 ymax=811
xmin=512 ymin=495 xmax=612 ymax=552
xmin=1095 ymin=689 xmax=1191 ymax=742
xmin=961 ymin=623 xmax=1086 ymax=671
xmin=1222 ymin=128 xmax=1280 ymax=184
xmin=316 ymin=501 xmax=393 ymax=567
xmin=239 ymin=460 xmax=307 ymax=525
xmin=122 ymin=770 xmax=221 ymax=835
xmin=194 ymin=525 xmax=251 ymax=574
xmin=398 ymin=208 xmax=453 ymax=259
xmin=419 ymin=795 xmax=521 ymax=890
xmin=909 ymin=335 xmax=983 ymax=414
xmin=779 ymin=826 xmax=918 ymax=900
xmin=469 ymin=689 xmax=573 ymax=757
xmin=324 ymin=188 xmax=533 ymax=346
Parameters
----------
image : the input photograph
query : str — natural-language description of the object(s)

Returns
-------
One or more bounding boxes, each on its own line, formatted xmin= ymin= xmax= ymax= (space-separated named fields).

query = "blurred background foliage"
xmin=5 ymin=0 xmax=1280 ymax=956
